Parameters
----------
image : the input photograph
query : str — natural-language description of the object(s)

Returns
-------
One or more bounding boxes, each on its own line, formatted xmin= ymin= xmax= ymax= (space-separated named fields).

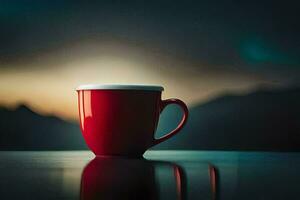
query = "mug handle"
xmin=153 ymin=98 xmax=189 ymax=146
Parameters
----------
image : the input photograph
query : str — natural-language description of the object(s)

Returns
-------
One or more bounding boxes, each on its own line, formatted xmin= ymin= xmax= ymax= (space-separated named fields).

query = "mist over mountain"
xmin=0 ymin=105 xmax=87 ymax=150
xmin=0 ymin=86 xmax=299 ymax=151
xmin=155 ymin=86 xmax=300 ymax=151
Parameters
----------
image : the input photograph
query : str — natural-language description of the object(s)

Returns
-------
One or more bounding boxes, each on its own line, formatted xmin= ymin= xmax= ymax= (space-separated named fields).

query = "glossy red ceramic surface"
xmin=77 ymin=89 xmax=188 ymax=157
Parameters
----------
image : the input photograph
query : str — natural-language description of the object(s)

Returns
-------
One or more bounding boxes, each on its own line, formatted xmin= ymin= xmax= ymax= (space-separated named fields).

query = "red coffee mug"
xmin=76 ymin=84 xmax=188 ymax=157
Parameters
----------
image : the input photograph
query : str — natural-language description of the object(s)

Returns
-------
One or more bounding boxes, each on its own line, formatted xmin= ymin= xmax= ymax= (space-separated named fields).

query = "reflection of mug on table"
xmin=80 ymin=158 xmax=186 ymax=200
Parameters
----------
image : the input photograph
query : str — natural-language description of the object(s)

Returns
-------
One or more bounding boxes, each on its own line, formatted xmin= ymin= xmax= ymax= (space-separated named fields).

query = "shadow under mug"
xmin=77 ymin=84 xmax=188 ymax=157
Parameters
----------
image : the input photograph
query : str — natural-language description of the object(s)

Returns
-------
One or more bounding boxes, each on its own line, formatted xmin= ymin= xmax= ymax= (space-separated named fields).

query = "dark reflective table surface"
xmin=0 ymin=151 xmax=299 ymax=200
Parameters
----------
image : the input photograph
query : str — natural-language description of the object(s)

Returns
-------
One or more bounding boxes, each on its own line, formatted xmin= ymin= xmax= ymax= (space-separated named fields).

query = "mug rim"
xmin=76 ymin=84 xmax=164 ymax=91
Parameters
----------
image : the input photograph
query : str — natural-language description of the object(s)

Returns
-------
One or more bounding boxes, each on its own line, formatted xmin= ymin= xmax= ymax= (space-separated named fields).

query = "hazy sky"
xmin=0 ymin=0 xmax=299 ymax=120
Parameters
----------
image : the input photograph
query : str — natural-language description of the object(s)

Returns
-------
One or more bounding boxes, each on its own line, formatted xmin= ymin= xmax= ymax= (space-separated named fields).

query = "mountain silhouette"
xmin=0 ymin=104 xmax=87 ymax=150
xmin=0 ymin=87 xmax=299 ymax=151
xmin=154 ymin=86 xmax=300 ymax=151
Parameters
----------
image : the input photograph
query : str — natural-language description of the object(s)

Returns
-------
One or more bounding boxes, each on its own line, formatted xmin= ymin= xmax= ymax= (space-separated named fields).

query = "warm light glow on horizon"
xmin=0 ymin=41 xmax=287 ymax=121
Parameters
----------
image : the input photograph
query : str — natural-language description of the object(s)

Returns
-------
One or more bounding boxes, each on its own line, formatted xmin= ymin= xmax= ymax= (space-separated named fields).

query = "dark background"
xmin=0 ymin=0 xmax=299 ymax=151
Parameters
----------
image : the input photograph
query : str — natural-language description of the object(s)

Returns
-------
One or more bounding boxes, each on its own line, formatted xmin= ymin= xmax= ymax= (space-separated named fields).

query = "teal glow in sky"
xmin=240 ymin=37 xmax=299 ymax=67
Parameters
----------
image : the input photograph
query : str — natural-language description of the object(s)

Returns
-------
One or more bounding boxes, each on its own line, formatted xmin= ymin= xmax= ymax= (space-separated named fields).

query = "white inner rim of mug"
xmin=76 ymin=84 xmax=164 ymax=91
